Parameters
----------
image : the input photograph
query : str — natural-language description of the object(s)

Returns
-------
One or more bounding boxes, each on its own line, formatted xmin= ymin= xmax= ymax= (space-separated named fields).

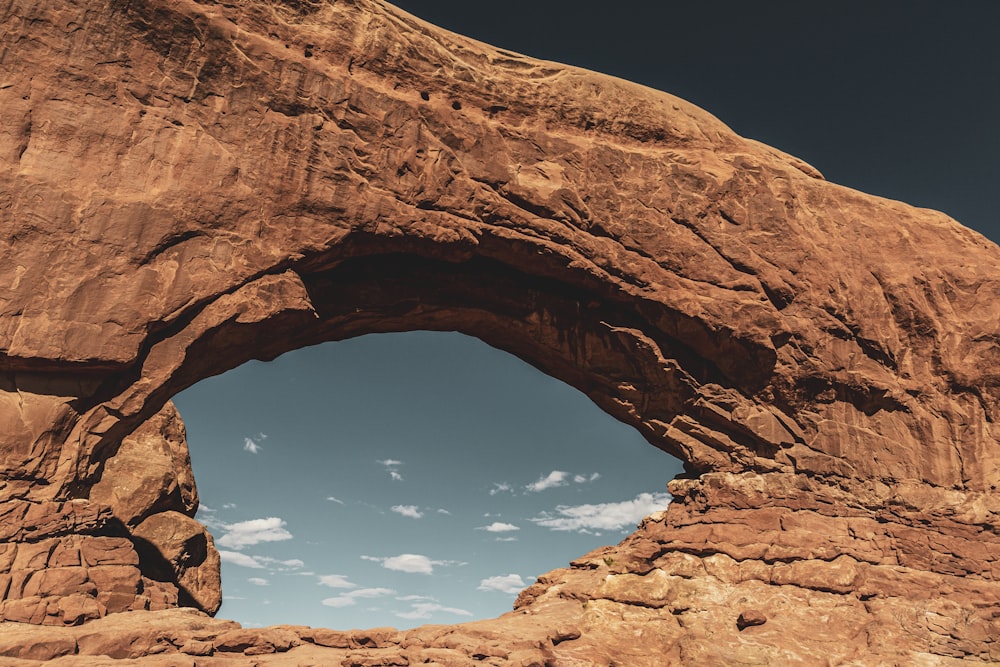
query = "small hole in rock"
xmin=451 ymin=100 xmax=462 ymax=110
xmin=420 ymin=91 xmax=430 ymax=101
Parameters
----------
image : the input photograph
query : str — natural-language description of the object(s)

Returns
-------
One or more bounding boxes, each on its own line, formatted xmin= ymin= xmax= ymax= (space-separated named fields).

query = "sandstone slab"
xmin=0 ymin=0 xmax=999 ymax=663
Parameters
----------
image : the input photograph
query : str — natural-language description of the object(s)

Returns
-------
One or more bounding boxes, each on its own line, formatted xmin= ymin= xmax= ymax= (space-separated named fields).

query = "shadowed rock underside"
xmin=0 ymin=0 xmax=998 ymax=664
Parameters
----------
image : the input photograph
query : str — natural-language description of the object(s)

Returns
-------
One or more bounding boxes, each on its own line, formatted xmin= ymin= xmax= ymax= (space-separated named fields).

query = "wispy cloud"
xmin=218 ymin=550 xmax=265 ymax=569
xmin=215 ymin=517 xmax=293 ymax=549
xmin=477 ymin=522 xmax=520 ymax=533
xmin=361 ymin=554 xmax=465 ymax=575
xmin=321 ymin=588 xmax=395 ymax=608
xmin=196 ymin=508 xmax=227 ymax=531
xmin=378 ymin=458 xmax=404 ymax=481
xmin=317 ymin=574 xmax=356 ymax=589
xmin=495 ymin=537 xmax=518 ymax=542
xmin=395 ymin=602 xmax=473 ymax=620
xmin=391 ymin=505 xmax=424 ymax=519
xmin=478 ymin=574 xmax=527 ymax=594
xmin=530 ymin=492 xmax=671 ymax=533
xmin=218 ymin=551 xmax=303 ymax=571
xmin=525 ymin=470 xmax=569 ymax=493
xmin=437 ymin=508 xmax=451 ymax=515
xmin=489 ymin=482 xmax=513 ymax=496
xmin=524 ymin=470 xmax=601 ymax=492
xmin=243 ymin=436 xmax=263 ymax=454
xmin=326 ymin=496 xmax=345 ymax=505
xmin=247 ymin=577 xmax=269 ymax=586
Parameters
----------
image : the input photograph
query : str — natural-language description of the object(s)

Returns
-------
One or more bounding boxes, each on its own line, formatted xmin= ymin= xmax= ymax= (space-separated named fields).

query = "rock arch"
xmin=1 ymin=0 xmax=998 ymax=661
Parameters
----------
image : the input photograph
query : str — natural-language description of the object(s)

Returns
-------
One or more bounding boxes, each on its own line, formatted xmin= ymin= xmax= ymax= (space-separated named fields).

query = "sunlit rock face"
xmin=1 ymin=0 xmax=998 ymax=663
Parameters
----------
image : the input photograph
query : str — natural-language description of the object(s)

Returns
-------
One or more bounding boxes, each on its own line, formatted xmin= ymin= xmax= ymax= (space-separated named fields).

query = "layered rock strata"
xmin=0 ymin=0 xmax=998 ymax=663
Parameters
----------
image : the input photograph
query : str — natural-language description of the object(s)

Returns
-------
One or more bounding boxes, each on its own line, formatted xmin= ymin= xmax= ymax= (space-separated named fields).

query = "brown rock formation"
xmin=1 ymin=0 xmax=998 ymax=663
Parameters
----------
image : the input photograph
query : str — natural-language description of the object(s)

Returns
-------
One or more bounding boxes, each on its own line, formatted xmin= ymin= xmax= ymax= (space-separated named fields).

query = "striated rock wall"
xmin=1 ymin=0 xmax=998 ymax=662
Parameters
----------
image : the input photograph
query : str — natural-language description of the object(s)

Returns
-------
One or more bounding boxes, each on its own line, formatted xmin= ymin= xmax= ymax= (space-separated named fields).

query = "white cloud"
xmin=478 ymin=574 xmax=527 ymax=594
xmin=489 ymin=482 xmax=513 ymax=496
xmin=318 ymin=574 xmax=356 ymax=589
xmin=247 ymin=577 xmax=269 ymax=586
xmin=477 ymin=522 xmax=520 ymax=533
xmin=326 ymin=496 xmax=345 ymax=505
xmin=218 ymin=550 xmax=265 ymax=569
xmin=396 ymin=595 xmax=435 ymax=602
xmin=437 ymin=508 xmax=451 ymax=515
xmin=525 ymin=471 xmax=569 ymax=493
xmin=321 ymin=587 xmax=395 ymax=608
xmin=222 ymin=502 xmax=238 ymax=510
xmin=217 ymin=551 xmax=303 ymax=571
xmin=495 ymin=537 xmax=518 ymax=542
xmin=377 ymin=459 xmax=405 ymax=481
xmin=196 ymin=505 xmax=229 ymax=532
xmin=573 ymin=472 xmax=601 ymax=484
xmin=395 ymin=602 xmax=473 ymax=620
xmin=375 ymin=554 xmax=433 ymax=574
xmin=530 ymin=492 xmax=671 ymax=533
xmin=243 ymin=437 xmax=262 ymax=454
xmin=391 ymin=505 xmax=424 ymax=519
xmin=362 ymin=554 xmax=465 ymax=575
xmin=215 ymin=517 xmax=293 ymax=550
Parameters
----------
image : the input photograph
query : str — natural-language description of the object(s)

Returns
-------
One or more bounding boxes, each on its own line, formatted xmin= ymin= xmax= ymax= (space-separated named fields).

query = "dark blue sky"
xmin=175 ymin=1 xmax=999 ymax=629
xmin=391 ymin=0 xmax=1000 ymax=239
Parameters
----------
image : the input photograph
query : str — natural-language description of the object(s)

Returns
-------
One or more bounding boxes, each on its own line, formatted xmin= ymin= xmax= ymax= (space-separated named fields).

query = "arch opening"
xmin=173 ymin=331 xmax=684 ymax=628
xmin=72 ymin=244 xmax=776 ymax=628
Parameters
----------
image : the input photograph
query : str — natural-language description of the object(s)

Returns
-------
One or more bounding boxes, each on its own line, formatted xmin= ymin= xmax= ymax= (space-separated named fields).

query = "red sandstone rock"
xmin=736 ymin=609 xmax=767 ymax=630
xmin=0 ymin=0 xmax=999 ymax=663
xmin=90 ymin=402 xmax=199 ymax=528
xmin=131 ymin=511 xmax=221 ymax=614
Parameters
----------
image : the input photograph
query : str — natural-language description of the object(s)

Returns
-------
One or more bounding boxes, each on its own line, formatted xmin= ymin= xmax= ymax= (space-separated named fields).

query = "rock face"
xmin=1 ymin=0 xmax=999 ymax=663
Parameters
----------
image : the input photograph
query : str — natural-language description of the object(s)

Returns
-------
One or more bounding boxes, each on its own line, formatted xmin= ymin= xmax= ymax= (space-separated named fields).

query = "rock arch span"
xmin=0 ymin=0 xmax=998 ymax=662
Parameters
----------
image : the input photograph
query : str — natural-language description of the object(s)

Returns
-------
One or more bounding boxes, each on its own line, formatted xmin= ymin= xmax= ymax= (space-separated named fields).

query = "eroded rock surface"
xmin=1 ymin=0 xmax=999 ymax=663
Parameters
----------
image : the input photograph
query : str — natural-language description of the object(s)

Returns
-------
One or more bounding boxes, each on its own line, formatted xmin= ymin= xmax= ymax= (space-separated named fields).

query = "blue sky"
xmin=174 ymin=332 xmax=681 ymax=628
xmin=173 ymin=0 xmax=998 ymax=630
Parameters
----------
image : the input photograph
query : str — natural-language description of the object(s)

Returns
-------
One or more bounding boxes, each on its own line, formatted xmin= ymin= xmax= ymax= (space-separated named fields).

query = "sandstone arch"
xmin=1 ymin=0 xmax=999 ymax=662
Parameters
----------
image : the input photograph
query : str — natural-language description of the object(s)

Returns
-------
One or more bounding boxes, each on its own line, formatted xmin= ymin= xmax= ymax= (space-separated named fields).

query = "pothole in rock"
xmin=172 ymin=331 xmax=682 ymax=629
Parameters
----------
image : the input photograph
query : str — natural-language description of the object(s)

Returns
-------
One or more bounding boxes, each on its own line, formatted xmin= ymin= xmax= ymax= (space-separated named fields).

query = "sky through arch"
xmin=173 ymin=332 xmax=683 ymax=628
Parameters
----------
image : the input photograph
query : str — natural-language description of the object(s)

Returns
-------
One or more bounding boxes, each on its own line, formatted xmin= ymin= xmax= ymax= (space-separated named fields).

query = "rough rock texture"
xmin=1 ymin=0 xmax=999 ymax=663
